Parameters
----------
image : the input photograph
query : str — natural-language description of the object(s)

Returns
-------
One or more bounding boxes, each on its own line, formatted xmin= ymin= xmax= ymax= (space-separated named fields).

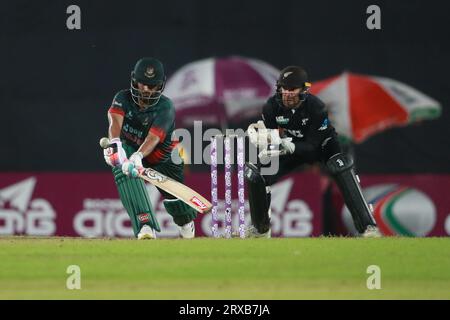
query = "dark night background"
xmin=1 ymin=0 xmax=449 ymax=172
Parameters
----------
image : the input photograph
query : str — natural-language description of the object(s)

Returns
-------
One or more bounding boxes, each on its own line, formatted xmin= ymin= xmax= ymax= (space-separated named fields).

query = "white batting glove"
xmin=122 ymin=152 xmax=143 ymax=178
xmin=280 ymin=138 xmax=295 ymax=154
xmin=103 ymin=138 xmax=127 ymax=167
xmin=122 ymin=161 xmax=140 ymax=178
xmin=129 ymin=152 xmax=144 ymax=169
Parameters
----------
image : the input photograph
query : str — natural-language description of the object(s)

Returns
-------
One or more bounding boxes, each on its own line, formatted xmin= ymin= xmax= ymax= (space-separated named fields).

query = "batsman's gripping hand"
xmin=103 ymin=138 xmax=128 ymax=167
xmin=122 ymin=152 xmax=143 ymax=178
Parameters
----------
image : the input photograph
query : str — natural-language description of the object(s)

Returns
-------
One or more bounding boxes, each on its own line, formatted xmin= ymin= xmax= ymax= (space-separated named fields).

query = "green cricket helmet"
xmin=131 ymin=57 xmax=166 ymax=108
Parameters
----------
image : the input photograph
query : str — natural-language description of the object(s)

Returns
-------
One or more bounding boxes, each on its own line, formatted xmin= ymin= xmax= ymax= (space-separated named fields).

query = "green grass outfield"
xmin=0 ymin=237 xmax=449 ymax=299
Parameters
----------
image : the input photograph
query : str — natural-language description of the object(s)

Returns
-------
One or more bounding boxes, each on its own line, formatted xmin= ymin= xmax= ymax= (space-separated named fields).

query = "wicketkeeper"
xmin=244 ymin=66 xmax=381 ymax=238
xmin=103 ymin=57 xmax=197 ymax=239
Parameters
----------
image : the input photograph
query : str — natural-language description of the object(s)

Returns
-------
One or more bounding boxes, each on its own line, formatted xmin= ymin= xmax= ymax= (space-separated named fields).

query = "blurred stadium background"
xmin=1 ymin=0 xmax=449 ymax=238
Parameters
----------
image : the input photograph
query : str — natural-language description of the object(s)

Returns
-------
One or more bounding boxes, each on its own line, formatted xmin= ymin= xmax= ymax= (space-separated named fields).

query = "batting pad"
xmin=113 ymin=166 xmax=161 ymax=236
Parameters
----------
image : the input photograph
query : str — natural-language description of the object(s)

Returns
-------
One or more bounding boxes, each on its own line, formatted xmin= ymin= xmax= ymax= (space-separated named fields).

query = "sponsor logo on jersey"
xmin=318 ymin=118 xmax=329 ymax=131
xmin=276 ymin=116 xmax=289 ymax=125
xmin=113 ymin=100 xmax=122 ymax=107
xmin=287 ymin=129 xmax=304 ymax=138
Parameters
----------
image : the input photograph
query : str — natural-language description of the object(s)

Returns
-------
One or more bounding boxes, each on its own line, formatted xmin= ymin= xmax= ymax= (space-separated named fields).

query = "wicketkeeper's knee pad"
xmin=163 ymin=199 xmax=197 ymax=227
xmin=112 ymin=166 xmax=161 ymax=236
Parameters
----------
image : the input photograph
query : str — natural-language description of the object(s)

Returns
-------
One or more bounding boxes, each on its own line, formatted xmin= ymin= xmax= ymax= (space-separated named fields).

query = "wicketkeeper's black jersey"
xmin=262 ymin=94 xmax=338 ymax=156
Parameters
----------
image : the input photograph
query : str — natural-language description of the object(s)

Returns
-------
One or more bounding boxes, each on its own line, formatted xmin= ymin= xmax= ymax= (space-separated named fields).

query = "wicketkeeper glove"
xmin=280 ymin=138 xmax=295 ymax=154
xmin=247 ymin=121 xmax=281 ymax=148
xmin=103 ymin=138 xmax=128 ymax=167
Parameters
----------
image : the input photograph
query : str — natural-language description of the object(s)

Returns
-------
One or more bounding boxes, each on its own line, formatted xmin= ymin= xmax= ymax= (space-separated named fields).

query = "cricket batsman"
xmin=103 ymin=57 xmax=197 ymax=239
xmin=244 ymin=66 xmax=381 ymax=238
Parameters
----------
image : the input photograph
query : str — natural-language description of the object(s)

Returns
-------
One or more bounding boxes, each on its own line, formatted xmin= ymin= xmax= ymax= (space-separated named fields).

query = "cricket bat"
xmin=100 ymin=137 xmax=212 ymax=214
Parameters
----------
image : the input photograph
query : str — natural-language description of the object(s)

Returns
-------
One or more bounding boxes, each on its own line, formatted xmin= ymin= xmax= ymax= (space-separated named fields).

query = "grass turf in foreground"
xmin=0 ymin=237 xmax=449 ymax=299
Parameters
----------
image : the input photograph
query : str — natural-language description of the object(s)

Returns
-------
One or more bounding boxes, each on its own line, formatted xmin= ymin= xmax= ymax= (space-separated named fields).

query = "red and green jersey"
xmin=108 ymin=89 xmax=178 ymax=165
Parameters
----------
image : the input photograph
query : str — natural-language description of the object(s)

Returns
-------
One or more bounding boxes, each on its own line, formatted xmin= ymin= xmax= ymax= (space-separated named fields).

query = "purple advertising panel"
xmin=0 ymin=172 xmax=322 ymax=238
xmin=331 ymin=174 xmax=450 ymax=236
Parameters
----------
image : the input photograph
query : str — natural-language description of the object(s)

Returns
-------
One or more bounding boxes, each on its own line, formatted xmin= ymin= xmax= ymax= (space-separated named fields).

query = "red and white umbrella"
xmin=165 ymin=56 xmax=280 ymax=127
xmin=310 ymin=72 xmax=442 ymax=143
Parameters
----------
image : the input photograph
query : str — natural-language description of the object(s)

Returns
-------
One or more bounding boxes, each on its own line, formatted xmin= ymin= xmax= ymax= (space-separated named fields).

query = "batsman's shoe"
xmin=137 ymin=225 xmax=156 ymax=240
xmin=178 ymin=221 xmax=195 ymax=239
xmin=233 ymin=225 xmax=271 ymax=238
xmin=362 ymin=225 xmax=382 ymax=238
